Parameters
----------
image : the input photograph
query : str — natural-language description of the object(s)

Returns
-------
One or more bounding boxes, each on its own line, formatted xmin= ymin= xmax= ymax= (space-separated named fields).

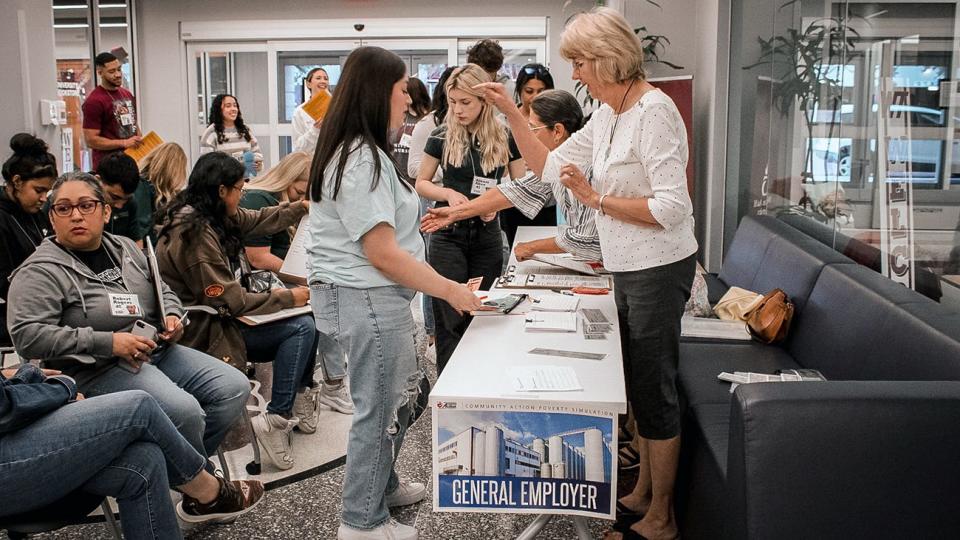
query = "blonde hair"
xmin=560 ymin=7 xmax=645 ymax=84
xmin=245 ymin=151 xmax=311 ymax=203
xmin=138 ymin=142 xmax=187 ymax=209
xmin=442 ymin=64 xmax=510 ymax=174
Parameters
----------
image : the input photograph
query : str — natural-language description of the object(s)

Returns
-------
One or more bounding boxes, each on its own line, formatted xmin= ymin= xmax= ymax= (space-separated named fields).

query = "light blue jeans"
xmin=311 ymin=282 xmax=420 ymax=530
xmin=0 ymin=390 xmax=206 ymax=540
xmin=79 ymin=343 xmax=251 ymax=458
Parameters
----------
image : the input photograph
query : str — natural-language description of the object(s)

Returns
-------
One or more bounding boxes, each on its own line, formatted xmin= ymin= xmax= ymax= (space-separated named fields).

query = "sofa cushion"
xmin=788 ymin=264 xmax=960 ymax=380
xmin=704 ymin=272 xmax=728 ymax=305
xmin=679 ymin=341 xmax=800 ymax=406
xmin=687 ymin=403 xmax=732 ymax=481
xmin=718 ymin=216 xmax=852 ymax=314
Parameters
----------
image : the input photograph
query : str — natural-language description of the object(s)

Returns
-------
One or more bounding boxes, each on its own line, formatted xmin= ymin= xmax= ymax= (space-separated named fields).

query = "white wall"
xmin=135 ymin=0 xmax=596 ymax=147
xmin=0 ymin=0 xmax=61 ymax=168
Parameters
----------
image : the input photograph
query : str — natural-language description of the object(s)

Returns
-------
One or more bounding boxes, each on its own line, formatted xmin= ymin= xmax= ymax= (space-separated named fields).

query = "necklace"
xmin=10 ymin=214 xmax=44 ymax=247
xmin=605 ymin=79 xmax=638 ymax=161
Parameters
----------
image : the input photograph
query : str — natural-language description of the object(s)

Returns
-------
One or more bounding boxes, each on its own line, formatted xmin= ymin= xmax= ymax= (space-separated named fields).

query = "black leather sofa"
xmin=677 ymin=215 xmax=960 ymax=539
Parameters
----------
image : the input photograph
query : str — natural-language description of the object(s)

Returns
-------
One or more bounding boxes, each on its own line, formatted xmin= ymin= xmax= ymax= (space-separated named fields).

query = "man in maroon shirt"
xmin=82 ymin=52 xmax=142 ymax=170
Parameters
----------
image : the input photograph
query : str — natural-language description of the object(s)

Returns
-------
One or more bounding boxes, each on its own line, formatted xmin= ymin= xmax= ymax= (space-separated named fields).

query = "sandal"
xmin=618 ymin=445 xmax=642 ymax=470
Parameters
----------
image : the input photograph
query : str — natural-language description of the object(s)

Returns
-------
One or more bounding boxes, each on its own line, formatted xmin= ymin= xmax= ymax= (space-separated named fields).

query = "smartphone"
xmin=132 ymin=320 xmax=158 ymax=342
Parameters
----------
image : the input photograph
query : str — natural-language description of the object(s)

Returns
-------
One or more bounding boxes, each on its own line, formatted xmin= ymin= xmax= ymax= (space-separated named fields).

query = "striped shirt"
xmin=497 ymin=171 xmax=602 ymax=261
xmin=199 ymin=125 xmax=263 ymax=163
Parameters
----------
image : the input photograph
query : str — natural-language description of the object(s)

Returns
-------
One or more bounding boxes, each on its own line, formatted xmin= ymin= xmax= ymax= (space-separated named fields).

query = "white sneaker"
xmin=337 ymin=518 xmax=417 ymax=540
xmin=385 ymin=480 xmax=426 ymax=507
xmin=319 ymin=380 xmax=355 ymax=414
xmin=252 ymin=413 xmax=298 ymax=470
xmin=293 ymin=387 xmax=321 ymax=434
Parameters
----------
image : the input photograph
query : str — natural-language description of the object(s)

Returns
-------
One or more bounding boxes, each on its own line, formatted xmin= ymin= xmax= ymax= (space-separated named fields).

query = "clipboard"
xmin=124 ymin=131 xmax=163 ymax=162
xmin=302 ymin=91 xmax=331 ymax=121
xmin=144 ymin=237 xmax=169 ymax=324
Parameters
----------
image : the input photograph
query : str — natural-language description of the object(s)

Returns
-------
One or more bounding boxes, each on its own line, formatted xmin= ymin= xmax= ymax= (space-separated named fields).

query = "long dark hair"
xmin=208 ymin=94 xmax=252 ymax=144
xmin=2 ymin=133 xmax=58 ymax=184
xmin=407 ymin=77 xmax=431 ymax=119
xmin=309 ymin=46 xmax=409 ymax=202
xmin=431 ymin=66 xmax=457 ymax=125
xmin=514 ymin=63 xmax=555 ymax=104
xmin=158 ymin=152 xmax=244 ymax=259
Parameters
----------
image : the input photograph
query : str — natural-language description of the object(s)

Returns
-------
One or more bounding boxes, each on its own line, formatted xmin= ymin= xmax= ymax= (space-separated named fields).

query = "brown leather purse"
xmin=746 ymin=288 xmax=795 ymax=344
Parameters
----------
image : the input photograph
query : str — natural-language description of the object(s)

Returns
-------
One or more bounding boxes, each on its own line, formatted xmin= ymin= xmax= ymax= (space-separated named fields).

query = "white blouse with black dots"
xmin=541 ymin=88 xmax=698 ymax=272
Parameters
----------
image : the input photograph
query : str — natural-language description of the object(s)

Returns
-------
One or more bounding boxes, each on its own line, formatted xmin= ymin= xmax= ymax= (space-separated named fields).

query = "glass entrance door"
xmin=186 ymin=42 xmax=271 ymax=168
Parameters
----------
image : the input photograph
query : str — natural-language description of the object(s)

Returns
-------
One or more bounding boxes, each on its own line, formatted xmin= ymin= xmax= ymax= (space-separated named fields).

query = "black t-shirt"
xmin=56 ymin=240 xmax=124 ymax=287
xmin=423 ymin=126 xmax=521 ymax=207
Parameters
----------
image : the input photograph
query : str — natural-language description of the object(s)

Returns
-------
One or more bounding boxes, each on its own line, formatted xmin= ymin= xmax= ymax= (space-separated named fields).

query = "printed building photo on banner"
xmin=433 ymin=408 xmax=615 ymax=518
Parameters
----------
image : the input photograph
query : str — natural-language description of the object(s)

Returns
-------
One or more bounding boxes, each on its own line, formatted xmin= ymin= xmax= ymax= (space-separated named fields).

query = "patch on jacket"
xmin=204 ymin=284 xmax=225 ymax=298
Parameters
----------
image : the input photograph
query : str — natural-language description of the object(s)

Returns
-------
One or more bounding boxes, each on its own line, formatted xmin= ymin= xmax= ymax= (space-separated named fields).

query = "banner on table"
xmin=432 ymin=401 xmax=616 ymax=518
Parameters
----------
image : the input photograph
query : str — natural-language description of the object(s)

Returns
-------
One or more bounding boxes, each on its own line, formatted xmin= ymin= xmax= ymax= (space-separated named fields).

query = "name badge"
xmin=398 ymin=133 xmax=413 ymax=148
xmin=109 ymin=293 xmax=143 ymax=317
xmin=120 ymin=113 xmax=135 ymax=127
xmin=471 ymin=175 xmax=497 ymax=195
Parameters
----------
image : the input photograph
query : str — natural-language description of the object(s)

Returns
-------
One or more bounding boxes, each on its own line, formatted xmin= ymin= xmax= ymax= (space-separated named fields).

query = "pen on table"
xmin=550 ymin=289 xmax=575 ymax=296
xmin=478 ymin=296 xmax=488 ymax=301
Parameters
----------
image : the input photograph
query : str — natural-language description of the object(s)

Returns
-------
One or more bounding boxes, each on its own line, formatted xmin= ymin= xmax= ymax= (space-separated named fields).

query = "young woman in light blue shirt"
xmin=306 ymin=46 xmax=482 ymax=540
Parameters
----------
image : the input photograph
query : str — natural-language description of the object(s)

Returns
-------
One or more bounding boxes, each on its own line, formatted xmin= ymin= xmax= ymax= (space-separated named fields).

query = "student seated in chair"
xmin=0 ymin=365 xmax=264 ymax=539
xmin=156 ymin=152 xmax=340 ymax=472
xmin=6 ymin=172 xmax=251 ymax=464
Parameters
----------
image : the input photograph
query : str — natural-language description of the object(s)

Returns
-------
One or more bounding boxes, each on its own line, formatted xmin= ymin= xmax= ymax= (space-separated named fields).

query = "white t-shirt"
xmin=542 ymin=88 xmax=697 ymax=272
xmin=407 ymin=114 xmax=443 ymax=184
xmin=292 ymin=105 xmax=319 ymax=154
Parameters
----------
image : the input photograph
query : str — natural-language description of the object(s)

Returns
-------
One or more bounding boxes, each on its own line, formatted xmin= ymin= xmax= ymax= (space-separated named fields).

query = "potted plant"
xmin=743 ymin=2 xmax=860 ymax=182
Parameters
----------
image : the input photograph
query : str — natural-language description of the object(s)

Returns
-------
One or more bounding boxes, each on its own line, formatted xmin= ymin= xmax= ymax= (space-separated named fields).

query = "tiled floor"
xmin=10 ymin=297 xmax=623 ymax=539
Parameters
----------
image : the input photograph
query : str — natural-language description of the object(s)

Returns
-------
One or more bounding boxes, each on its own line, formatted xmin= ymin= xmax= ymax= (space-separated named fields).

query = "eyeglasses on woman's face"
xmin=50 ymin=199 xmax=103 ymax=218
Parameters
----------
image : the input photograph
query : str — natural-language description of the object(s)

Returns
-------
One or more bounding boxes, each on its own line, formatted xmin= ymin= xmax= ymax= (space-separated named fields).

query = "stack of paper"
xmin=530 ymin=293 xmax=580 ymax=312
xmin=681 ymin=316 xmax=751 ymax=340
xmin=580 ymin=308 xmax=613 ymax=334
xmin=524 ymin=312 xmax=578 ymax=332
xmin=530 ymin=254 xmax=598 ymax=276
xmin=278 ymin=215 xmax=309 ymax=284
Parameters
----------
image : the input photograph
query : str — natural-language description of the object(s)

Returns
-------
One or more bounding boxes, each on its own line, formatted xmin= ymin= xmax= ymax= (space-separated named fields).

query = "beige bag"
xmin=715 ymin=287 xmax=764 ymax=321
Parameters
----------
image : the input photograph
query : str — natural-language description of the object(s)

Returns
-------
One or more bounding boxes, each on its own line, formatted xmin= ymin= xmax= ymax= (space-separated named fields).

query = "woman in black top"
xmin=0 ymin=134 xmax=57 ymax=346
xmin=415 ymin=64 xmax=526 ymax=371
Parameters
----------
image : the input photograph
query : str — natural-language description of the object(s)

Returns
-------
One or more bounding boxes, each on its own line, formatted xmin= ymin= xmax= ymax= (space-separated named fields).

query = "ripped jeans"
xmin=310 ymin=282 xmax=421 ymax=530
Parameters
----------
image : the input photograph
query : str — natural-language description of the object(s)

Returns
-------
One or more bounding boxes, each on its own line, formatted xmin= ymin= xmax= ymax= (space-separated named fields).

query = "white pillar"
xmin=584 ymin=428 xmax=605 ymax=483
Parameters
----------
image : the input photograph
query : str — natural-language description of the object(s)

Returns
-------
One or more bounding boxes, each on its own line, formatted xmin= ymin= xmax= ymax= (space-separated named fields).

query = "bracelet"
xmin=598 ymin=194 xmax=608 ymax=216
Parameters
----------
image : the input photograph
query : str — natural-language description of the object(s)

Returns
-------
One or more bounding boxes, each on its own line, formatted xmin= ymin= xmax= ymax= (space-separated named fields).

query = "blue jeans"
xmin=80 ymin=344 xmax=250 ymax=458
xmin=311 ymin=282 xmax=421 ymax=530
xmin=241 ymin=314 xmax=318 ymax=414
xmin=0 ymin=390 xmax=206 ymax=540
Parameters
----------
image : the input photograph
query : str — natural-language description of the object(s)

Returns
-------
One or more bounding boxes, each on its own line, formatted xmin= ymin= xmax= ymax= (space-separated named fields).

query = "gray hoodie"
xmin=7 ymin=233 xmax=183 ymax=383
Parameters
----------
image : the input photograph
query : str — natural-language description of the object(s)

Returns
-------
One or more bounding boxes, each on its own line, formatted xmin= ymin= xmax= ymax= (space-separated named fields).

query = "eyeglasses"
xmin=51 ymin=200 xmax=102 ymax=218
xmin=522 ymin=65 xmax=550 ymax=77
xmin=528 ymin=123 xmax=549 ymax=132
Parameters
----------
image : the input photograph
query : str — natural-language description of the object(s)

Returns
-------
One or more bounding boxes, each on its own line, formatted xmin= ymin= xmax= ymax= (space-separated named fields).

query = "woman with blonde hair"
xmin=477 ymin=7 xmax=697 ymax=540
xmin=138 ymin=142 xmax=187 ymax=208
xmin=137 ymin=142 xmax=188 ymax=243
xmin=415 ymin=63 xmax=526 ymax=372
xmin=240 ymin=151 xmax=311 ymax=272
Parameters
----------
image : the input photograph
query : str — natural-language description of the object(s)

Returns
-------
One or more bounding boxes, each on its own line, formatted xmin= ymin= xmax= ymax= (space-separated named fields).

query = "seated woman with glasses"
xmin=6 ymin=172 xmax=251 ymax=466
xmin=422 ymin=89 xmax=601 ymax=263
xmin=0 ymin=369 xmax=265 ymax=538
xmin=155 ymin=152 xmax=320 ymax=472
xmin=499 ymin=63 xmax=558 ymax=247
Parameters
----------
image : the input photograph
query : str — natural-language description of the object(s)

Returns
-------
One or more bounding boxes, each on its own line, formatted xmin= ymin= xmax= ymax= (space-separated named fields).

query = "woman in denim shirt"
xmin=306 ymin=46 xmax=482 ymax=540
